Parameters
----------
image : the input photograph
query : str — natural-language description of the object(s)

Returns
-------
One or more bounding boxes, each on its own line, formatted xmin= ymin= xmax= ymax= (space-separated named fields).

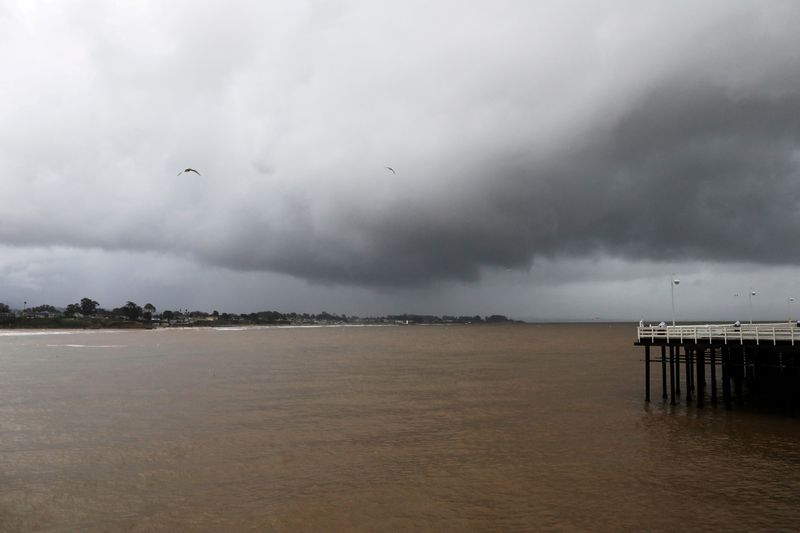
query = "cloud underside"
xmin=176 ymin=84 xmax=800 ymax=287
xmin=1 ymin=2 xmax=799 ymax=288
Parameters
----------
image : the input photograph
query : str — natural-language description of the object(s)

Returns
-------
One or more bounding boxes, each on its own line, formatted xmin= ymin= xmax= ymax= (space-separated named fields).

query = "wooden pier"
xmin=635 ymin=322 xmax=800 ymax=413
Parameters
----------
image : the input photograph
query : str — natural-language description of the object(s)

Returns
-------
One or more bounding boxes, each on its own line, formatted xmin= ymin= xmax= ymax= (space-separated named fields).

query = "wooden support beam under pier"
xmin=669 ymin=346 xmax=676 ymax=406
xmin=685 ymin=346 xmax=693 ymax=402
xmin=710 ymin=347 xmax=718 ymax=405
xmin=661 ymin=345 xmax=667 ymax=400
xmin=645 ymin=345 xmax=651 ymax=402
xmin=696 ymin=347 xmax=705 ymax=408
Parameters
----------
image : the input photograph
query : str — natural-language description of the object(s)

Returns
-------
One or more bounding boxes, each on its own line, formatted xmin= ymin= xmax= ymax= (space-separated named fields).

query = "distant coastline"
xmin=0 ymin=308 xmax=520 ymax=330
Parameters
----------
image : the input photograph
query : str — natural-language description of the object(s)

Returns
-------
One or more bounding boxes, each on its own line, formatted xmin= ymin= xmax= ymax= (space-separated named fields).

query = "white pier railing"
xmin=637 ymin=322 xmax=800 ymax=346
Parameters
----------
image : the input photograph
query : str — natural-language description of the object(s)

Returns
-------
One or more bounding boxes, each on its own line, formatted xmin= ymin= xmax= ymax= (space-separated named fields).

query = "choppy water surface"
xmin=1 ymin=324 xmax=799 ymax=531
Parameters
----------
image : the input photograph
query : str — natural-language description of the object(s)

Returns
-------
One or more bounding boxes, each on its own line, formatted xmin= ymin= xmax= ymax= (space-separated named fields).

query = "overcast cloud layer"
xmin=2 ymin=1 xmax=800 ymax=317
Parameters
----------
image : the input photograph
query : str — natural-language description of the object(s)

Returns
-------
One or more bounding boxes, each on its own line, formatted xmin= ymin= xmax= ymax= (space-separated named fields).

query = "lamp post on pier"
xmin=670 ymin=275 xmax=680 ymax=326
xmin=788 ymin=297 xmax=795 ymax=322
xmin=748 ymin=289 xmax=756 ymax=324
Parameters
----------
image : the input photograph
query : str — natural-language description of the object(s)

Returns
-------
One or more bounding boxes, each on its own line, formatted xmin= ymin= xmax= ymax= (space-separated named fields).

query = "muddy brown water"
xmin=1 ymin=324 xmax=799 ymax=531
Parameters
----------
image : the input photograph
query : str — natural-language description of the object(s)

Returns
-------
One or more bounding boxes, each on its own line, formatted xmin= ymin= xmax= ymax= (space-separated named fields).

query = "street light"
xmin=749 ymin=289 xmax=756 ymax=324
xmin=788 ymin=297 xmax=795 ymax=322
xmin=670 ymin=275 xmax=680 ymax=326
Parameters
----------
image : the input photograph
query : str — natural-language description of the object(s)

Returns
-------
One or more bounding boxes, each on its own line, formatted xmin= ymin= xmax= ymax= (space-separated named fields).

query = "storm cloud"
xmin=2 ymin=1 xmax=800 ymax=314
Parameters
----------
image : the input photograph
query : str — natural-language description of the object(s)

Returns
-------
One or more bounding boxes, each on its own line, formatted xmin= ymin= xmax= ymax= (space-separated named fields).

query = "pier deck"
xmin=637 ymin=322 xmax=800 ymax=347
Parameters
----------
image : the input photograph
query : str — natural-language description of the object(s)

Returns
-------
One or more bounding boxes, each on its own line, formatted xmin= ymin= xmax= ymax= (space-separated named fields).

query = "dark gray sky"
xmin=2 ymin=1 xmax=800 ymax=320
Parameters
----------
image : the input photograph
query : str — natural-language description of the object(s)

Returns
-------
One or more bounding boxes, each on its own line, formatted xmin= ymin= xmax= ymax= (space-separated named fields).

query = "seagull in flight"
xmin=178 ymin=168 xmax=201 ymax=176
xmin=385 ymin=166 xmax=396 ymax=174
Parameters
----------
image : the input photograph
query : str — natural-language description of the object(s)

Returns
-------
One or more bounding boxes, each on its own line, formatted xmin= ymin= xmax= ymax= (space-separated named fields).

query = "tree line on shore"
xmin=0 ymin=299 xmax=514 ymax=327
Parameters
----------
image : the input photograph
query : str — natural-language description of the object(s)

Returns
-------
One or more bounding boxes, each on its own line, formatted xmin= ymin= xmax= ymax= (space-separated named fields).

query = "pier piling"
xmin=645 ymin=345 xmax=651 ymax=402
xmin=710 ymin=347 xmax=718 ymax=405
xmin=669 ymin=346 xmax=676 ymax=406
xmin=696 ymin=348 xmax=705 ymax=408
xmin=685 ymin=346 xmax=693 ymax=402
xmin=661 ymin=345 xmax=667 ymax=400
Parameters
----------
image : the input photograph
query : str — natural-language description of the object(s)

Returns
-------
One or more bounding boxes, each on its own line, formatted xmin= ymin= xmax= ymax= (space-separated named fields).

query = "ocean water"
xmin=1 ymin=323 xmax=798 ymax=531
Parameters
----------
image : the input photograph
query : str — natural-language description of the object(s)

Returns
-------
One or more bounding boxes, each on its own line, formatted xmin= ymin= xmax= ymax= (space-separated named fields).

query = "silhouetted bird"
xmin=178 ymin=168 xmax=201 ymax=176
xmin=385 ymin=166 xmax=396 ymax=174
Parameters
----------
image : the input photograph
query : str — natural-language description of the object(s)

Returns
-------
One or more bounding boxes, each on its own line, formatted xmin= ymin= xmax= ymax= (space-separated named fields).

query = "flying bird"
xmin=178 ymin=168 xmax=201 ymax=176
xmin=385 ymin=166 xmax=396 ymax=174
